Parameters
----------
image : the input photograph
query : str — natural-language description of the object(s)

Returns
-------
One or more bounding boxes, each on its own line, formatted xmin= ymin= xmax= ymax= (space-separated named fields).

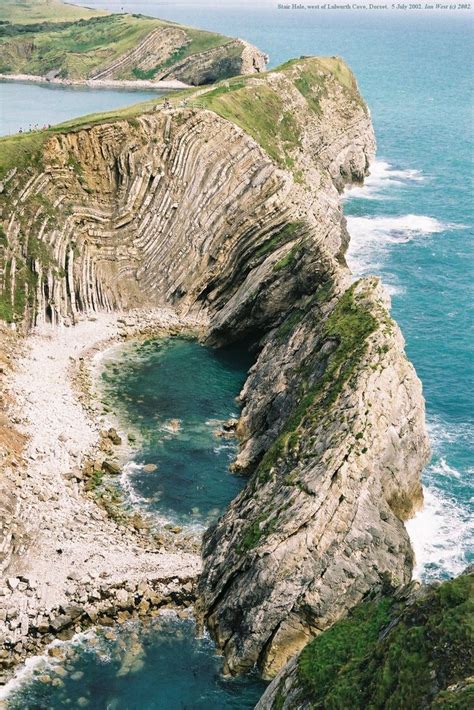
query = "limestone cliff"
xmin=0 ymin=56 xmax=429 ymax=680
xmin=256 ymin=571 xmax=473 ymax=709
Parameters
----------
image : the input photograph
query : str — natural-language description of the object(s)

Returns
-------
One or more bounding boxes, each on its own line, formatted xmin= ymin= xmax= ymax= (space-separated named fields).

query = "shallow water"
xmin=100 ymin=337 xmax=253 ymax=527
xmin=0 ymin=81 xmax=164 ymax=136
xmin=4 ymin=615 xmax=266 ymax=710
xmin=2 ymin=3 xmax=473 ymax=707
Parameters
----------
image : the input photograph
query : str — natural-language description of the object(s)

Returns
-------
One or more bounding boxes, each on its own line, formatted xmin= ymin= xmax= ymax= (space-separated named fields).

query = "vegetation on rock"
xmin=295 ymin=573 xmax=473 ymax=709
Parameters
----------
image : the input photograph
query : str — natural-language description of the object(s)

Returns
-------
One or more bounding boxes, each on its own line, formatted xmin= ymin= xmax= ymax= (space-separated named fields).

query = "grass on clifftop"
xmin=0 ymin=56 xmax=365 ymax=178
xmin=296 ymin=573 xmax=474 ymax=709
xmin=200 ymin=80 xmax=301 ymax=168
xmin=253 ymin=281 xmax=378 ymax=490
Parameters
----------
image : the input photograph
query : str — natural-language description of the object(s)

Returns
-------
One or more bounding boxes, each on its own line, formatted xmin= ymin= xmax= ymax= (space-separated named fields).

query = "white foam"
xmin=345 ymin=213 xmax=459 ymax=278
xmin=120 ymin=461 xmax=148 ymax=505
xmin=0 ymin=630 xmax=97 ymax=701
xmin=406 ymin=487 xmax=473 ymax=581
xmin=344 ymin=159 xmax=425 ymax=200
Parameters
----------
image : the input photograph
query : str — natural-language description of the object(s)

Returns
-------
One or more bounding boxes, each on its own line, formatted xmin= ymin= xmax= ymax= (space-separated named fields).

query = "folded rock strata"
xmin=0 ymin=12 xmax=267 ymax=85
xmin=0 ymin=56 xmax=429 ymax=679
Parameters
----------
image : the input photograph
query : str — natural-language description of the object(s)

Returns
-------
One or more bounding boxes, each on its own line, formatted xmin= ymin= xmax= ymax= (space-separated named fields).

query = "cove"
xmin=100 ymin=337 xmax=254 ymax=526
xmin=5 ymin=615 xmax=266 ymax=709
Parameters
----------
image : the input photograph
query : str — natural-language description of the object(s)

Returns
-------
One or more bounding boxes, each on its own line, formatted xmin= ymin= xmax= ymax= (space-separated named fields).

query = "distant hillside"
xmin=0 ymin=0 xmax=106 ymax=24
xmin=0 ymin=1 xmax=267 ymax=85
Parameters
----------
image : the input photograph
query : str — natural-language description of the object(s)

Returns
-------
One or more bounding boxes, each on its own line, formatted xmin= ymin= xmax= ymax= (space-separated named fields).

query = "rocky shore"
xmin=0 ymin=74 xmax=190 ymax=91
xmin=0 ymin=309 xmax=208 ymax=684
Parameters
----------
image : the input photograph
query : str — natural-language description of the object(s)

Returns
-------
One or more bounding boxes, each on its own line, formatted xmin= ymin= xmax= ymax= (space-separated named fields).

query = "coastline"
xmin=0 ymin=308 xmax=208 ymax=684
xmin=0 ymin=74 xmax=190 ymax=91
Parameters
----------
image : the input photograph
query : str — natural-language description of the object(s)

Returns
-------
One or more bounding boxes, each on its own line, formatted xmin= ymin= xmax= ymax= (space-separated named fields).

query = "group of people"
xmin=18 ymin=123 xmax=51 ymax=133
xmin=158 ymin=98 xmax=189 ymax=110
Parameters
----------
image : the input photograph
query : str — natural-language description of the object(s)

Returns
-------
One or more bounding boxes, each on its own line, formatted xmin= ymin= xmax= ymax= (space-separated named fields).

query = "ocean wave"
xmin=427 ymin=415 xmax=474 ymax=451
xmin=345 ymin=213 xmax=460 ymax=278
xmin=406 ymin=487 xmax=473 ymax=581
xmin=0 ymin=630 xmax=97 ymax=701
xmin=120 ymin=462 xmax=148 ymax=505
xmin=344 ymin=159 xmax=425 ymax=200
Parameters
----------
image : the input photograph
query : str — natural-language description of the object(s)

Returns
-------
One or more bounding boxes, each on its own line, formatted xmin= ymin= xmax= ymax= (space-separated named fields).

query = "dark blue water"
xmin=3 ymin=4 xmax=473 ymax=707
xmin=100 ymin=338 xmax=253 ymax=526
xmin=3 ymin=616 xmax=265 ymax=710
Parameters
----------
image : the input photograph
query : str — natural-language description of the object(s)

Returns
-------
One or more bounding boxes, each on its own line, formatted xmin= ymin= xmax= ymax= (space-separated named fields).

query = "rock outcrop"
xmin=0 ymin=56 xmax=429 ymax=681
xmin=257 ymin=570 xmax=473 ymax=709
xmin=199 ymin=277 xmax=428 ymax=677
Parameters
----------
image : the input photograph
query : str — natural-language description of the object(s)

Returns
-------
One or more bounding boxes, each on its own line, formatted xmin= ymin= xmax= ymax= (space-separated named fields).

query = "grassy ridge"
xmin=0 ymin=0 xmax=232 ymax=81
xmin=0 ymin=56 xmax=367 ymax=178
xmin=0 ymin=13 xmax=230 ymax=79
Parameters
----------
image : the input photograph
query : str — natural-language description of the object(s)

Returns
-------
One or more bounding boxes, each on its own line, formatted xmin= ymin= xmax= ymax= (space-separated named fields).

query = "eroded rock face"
xmin=0 ymin=58 xmax=374 ymax=331
xmin=90 ymin=32 xmax=267 ymax=85
xmin=0 ymin=57 xmax=428 ymax=681
xmin=198 ymin=278 xmax=429 ymax=678
xmin=256 ymin=572 xmax=473 ymax=709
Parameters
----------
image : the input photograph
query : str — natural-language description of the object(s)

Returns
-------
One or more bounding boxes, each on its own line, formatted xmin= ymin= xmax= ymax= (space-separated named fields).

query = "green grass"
xmin=296 ymin=573 xmax=474 ymax=709
xmin=130 ymin=30 xmax=231 ymax=81
xmin=0 ymin=56 xmax=365 ymax=178
xmin=0 ymin=97 xmax=163 ymax=177
xmin=0 ymin=0 xmax=106 ymax=24
xmin=0 ymin=8 xmax=231 ymax=80
xmin=200 ymin=82 xmax=301 ymax=167
xmin=0 ymin=15 xmax=164 ymax=78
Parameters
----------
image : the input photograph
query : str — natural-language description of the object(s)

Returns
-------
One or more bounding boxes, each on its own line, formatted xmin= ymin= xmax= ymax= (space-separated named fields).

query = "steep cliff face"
xmin=199 ymin=277 xmax=428 ymax=677
xmin=257 ymin=571 xmax=473 ymax=709
xmin=0 ymin=56 xmax=429 ymax=681
xmin=0 ymin=57 xmax=372 ymax=331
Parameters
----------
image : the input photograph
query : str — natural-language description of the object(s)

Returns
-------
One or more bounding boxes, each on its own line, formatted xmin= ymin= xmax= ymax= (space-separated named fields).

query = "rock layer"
xmin=198 ymin=278 xmax=428 ymax=677
xmin=0 ymin=11 xmax=267 ymax=85
xmin=0 ymin=57 xmax=429 ymax=681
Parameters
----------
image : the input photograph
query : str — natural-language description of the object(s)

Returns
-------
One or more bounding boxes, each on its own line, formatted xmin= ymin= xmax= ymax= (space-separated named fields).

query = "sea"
xmin=0 ymin=3 xmax=472 ymax=707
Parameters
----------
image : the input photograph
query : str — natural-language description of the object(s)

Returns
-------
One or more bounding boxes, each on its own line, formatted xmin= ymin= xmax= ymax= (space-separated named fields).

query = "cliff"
xmin=0 ymin=56 xmax=429 ymax=681
xmin=0 ymin=4 xmax=267 ymax=85
xmin=257 ymin=571 xmax=474 ymax=709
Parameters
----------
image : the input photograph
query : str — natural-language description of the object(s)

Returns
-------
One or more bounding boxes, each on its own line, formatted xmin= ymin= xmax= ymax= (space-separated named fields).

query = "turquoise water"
xmin=101 ymin=338 xmax=253 ymax=526
xmin=4 ymin=615 xmax=265 ymax=709
xmin=0 ymin=81 xmax=164 ymax=136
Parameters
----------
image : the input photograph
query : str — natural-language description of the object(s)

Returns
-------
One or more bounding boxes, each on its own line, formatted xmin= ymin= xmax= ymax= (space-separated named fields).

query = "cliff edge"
xmin=0 ymin=56 xmax=429 ymax=682
xmin=257 ymin=571 xmax=473 ymax=709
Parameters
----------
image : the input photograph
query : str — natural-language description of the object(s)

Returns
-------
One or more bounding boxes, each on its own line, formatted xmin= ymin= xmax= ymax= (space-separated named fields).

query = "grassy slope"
xmin=295 ymin=573 xmax=474 ymax=709
xmin=0 ymin=56 xmax=365 ymax=179
xmin=0 ymin=2 xmax=231 ymax=79
xmin=0 ymin=0 xmax=106 ymax=23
